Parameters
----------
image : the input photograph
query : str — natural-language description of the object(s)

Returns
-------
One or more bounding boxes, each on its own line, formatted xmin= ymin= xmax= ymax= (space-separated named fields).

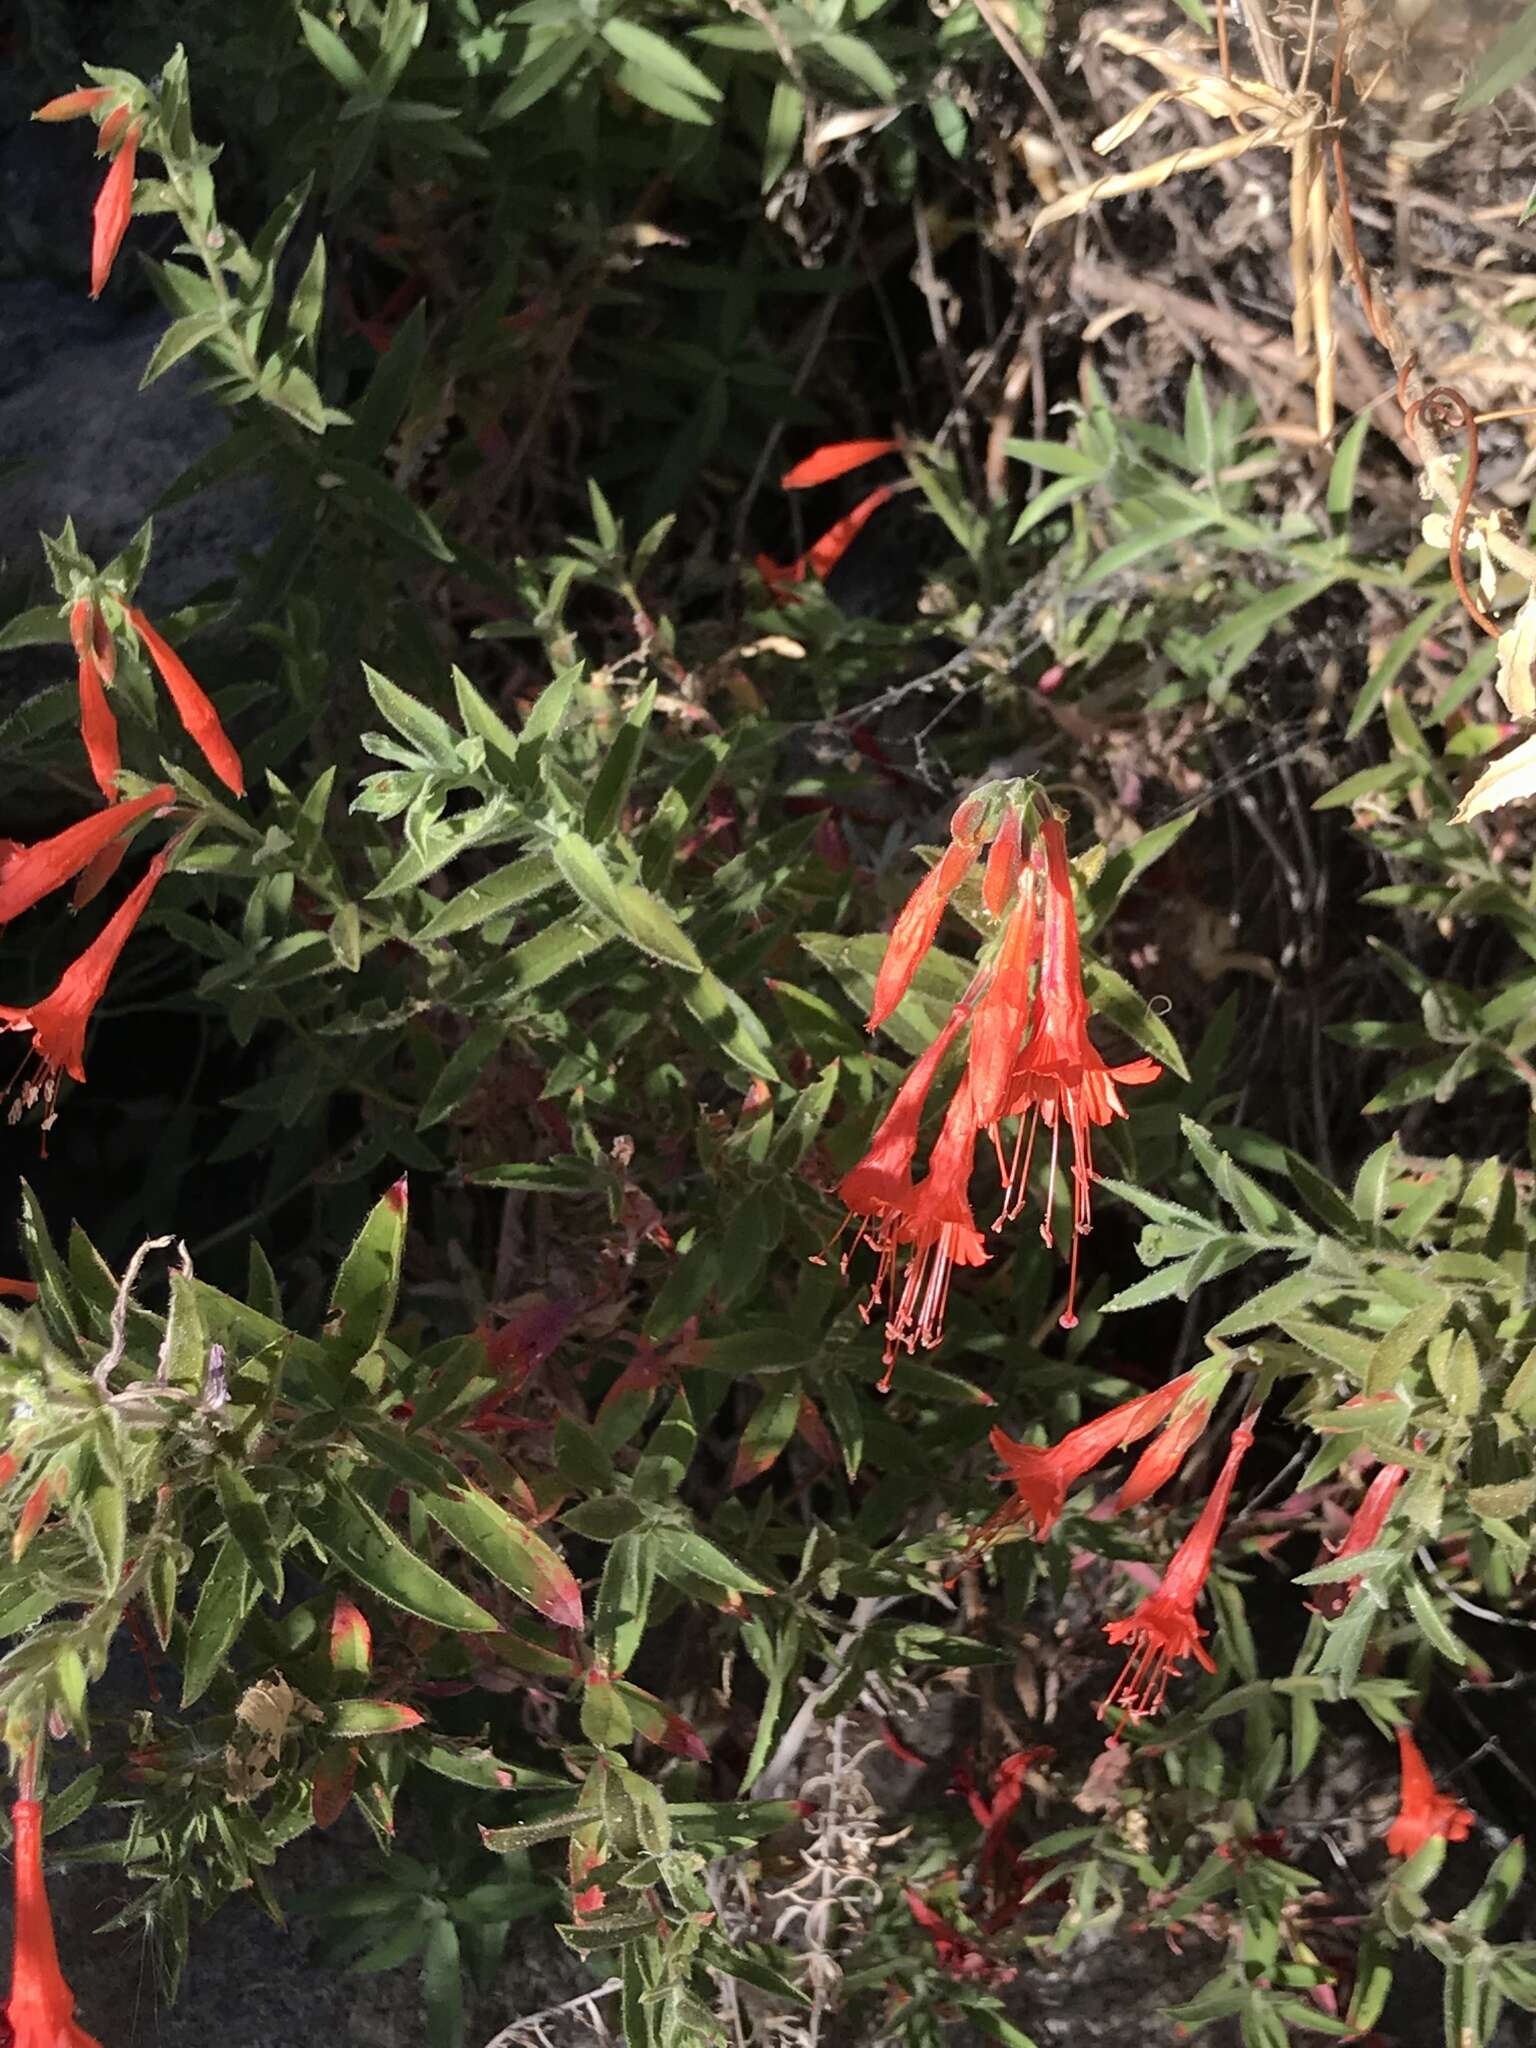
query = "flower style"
xmin=998 ymin=815 xmax=1160 ymax=1328
xmin=1100 ymin=1413 xmax=1257 ymax=1721
xmin=6 ymin=1799 xmax=103 ymax=2048
xmin=125 ymin=608 xmax=245 ymax=795
xmin=69 ymin=599 xmax=119 ymax=800
xmin=1311 ymin=1459 xmax=1408 ymax=1620
xmin=1385 ymin=1726 xmax=1473 ymax=1860
xmin=0 ymin=853 xmax=168 ymax=1126
xmin=0 ymin=786 xmax=173 ymax=926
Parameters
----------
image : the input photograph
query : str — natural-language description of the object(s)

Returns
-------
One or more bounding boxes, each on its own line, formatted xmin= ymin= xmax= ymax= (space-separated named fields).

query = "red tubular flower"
xmin=1311 ymin=1461 xmax=1408 ymax=1620
xmin=756 ymin=485 xmax=896 ymax=603
xmin=984 ymin=1371 xmax=1199 ymax=1545
xmin=902 ymin=1887 xmax=1015 ymax=1987
xmin=1386 ymin=1726 xmax=1473 ymax=1859
xmin=1113 ymin=1389 xmax=1214 ymax=1512
xmin=781 ymin=438 xmax=900 ymax=488
xmin=125 ymin=609 xmax=245 ymax=796
xmin=69 ymin=603 xmax=119 ymax=801
xmin=967 ymin=873 xmax=1040 ymax=1128
xmin=882 ymin=1072 xmax=990 ymax=1374
xmin=982 ymin=806 xmax=1024 ymax=918
xmin=999 ymin=816 xmax=1161 ymax=1328
xmin=1100 ymin=1412 xmax=1257 ymax=1721
xmin=0 ymin=853 xmax=168 ymax=1124
xmin=96 ymin=105 xmax=134 ymax=156
xmin=90 ymin=120 xmax=140 ymax=299
xmin=31 ymin=89 xmax=113 ymax=122
xmin=868 ymin=804 xmax=986 ymax=1031
xmin=6 ymin=1800 xmax=103 ymax=2048
xmin=0 ymin=786 xmax=173 ymax=926
xmin=839 ymin=995 xmax=975 ymax=1236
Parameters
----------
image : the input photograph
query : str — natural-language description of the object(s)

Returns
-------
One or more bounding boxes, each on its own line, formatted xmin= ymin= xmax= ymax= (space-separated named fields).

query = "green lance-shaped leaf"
xmin=326 ymin=1177 xmax=407 ymax=1363
xmin=730 ymin=1385 xmax=803 ymax=1488
xmin=183 ymin=1536 xmax=256 ymax=1706
xmin=18 ymin=1181 xmax=81 ymax=1354
xmin=594 ymin=1533 xmax=656 ymax=1676
xmin=215 ymin=1464 xmax=283 ymax=1598
xmin=329 ymin=1699 xmax=425 ymax=1738
xmin=301 ymin=1489 xmax=497 ymax=1632
xmin=580 ymin=1665 xmax=635 ymax=1749
xmin=422 ymin=1486 xmax=584 ymax=1630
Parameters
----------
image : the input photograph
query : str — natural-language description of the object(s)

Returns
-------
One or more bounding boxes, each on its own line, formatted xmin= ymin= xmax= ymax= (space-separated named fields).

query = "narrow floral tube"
xmin=781 ymin=438 xmax=900 ymax=489
xmin=90 ymin=121 xmax=140 ymax=299
xmin=0 ymin=786 xmax=172 ymax=926
xmin=0 ymin=853 xmax=169 ymax=1121
xmin=5 ymin=1799 xmax=103 ymax=2048
xmin=126 ymin=608 xmax=246 ymax=796
xmin=1385 ymin=1726 xmax=1472 ymax=1859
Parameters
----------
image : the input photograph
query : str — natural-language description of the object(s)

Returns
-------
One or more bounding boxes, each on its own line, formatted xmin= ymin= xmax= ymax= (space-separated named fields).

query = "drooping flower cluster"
xmin=32 ymin=86 xmax=141 ymax=300
xmin=1 ymin=557 xmax=245 ymax=1127
xmin=836 ymin=782 xmax=1161 ymax=1376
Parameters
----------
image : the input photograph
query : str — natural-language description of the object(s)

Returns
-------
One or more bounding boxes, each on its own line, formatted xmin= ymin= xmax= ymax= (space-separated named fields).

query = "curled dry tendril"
xmin=1404 ymin=385 xmax=1501 ymax=641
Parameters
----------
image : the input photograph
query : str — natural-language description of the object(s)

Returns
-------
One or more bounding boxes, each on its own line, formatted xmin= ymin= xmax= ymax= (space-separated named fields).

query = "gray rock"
xmin=0 ymin=280 xmax=272 ymax=622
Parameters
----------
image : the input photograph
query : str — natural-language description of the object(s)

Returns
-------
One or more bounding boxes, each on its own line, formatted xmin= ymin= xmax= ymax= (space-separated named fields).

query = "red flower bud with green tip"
xmin=12 ymin=1470 xmax=67 ymax=1563
xmin=6 ymin=1799 xmax=103 ymax=2048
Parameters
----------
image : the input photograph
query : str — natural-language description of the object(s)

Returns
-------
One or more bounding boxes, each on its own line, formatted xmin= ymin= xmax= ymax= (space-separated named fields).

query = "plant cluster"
xmin=4 ymin=5 xmax=1536 ymax=2047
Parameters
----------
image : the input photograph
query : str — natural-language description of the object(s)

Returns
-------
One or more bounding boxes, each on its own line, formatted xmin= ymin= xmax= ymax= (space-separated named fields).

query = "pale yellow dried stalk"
xmin=1029 ymin=27 xmax=1333 ymax=435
